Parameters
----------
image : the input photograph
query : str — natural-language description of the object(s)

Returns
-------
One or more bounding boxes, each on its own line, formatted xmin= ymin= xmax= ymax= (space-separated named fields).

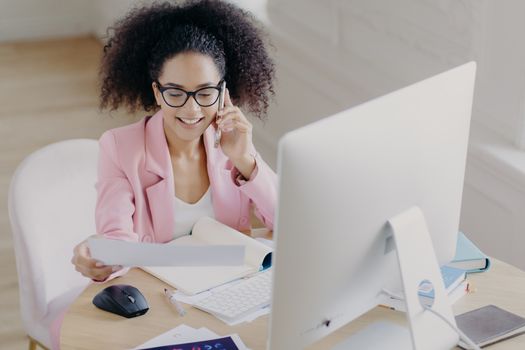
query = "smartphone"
xmin=214 ymin=81 xmax=226 ymax=148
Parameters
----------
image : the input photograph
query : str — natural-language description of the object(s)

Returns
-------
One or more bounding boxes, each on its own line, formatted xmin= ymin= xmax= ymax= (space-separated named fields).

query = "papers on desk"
xmin=134 ymin=324 xmax=249 ymax=350
xmin=88 ymin=218 xmax=272 ymax=295
xmin=88 ymin=238 xmax=245 ymax=267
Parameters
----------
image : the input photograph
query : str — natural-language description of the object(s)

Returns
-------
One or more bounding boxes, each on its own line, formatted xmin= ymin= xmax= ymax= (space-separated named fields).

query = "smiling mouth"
xmin=176 ymin=117 xmax=205 ymax=125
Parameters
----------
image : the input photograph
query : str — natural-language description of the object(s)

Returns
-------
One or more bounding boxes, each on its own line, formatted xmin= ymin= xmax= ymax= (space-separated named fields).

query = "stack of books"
xmin=383 ymin=265 xmax=469 ymax=311
xmin=382 ymin=231 xmax=490 ymax=311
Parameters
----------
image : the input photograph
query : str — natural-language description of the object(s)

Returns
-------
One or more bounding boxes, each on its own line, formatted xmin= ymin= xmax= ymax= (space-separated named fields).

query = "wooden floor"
xmin=0 ymin=36 xmax=134 ymax=349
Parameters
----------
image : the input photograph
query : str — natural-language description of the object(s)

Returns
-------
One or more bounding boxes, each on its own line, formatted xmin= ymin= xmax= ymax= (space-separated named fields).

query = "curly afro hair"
xmin=99 ymin=0 xmax=275 ymax=119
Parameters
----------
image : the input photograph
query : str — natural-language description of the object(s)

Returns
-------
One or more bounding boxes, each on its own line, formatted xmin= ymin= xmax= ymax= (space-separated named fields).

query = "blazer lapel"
xmin=144 ymin=111 xmax=175 ymax=243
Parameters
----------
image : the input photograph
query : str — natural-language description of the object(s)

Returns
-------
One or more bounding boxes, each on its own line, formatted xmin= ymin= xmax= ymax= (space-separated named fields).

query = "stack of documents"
xmin=134 ymin=324 xmax=249 ymax=350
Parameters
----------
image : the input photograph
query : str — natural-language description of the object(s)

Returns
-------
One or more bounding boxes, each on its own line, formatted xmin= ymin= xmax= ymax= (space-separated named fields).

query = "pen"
xmin=164 ymin=288 xmax=186 ymax=317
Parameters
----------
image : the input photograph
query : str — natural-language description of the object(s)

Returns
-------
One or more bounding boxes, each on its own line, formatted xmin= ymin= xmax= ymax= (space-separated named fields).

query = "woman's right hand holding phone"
xmin=71 ymin=235 xmax=122 ymax=282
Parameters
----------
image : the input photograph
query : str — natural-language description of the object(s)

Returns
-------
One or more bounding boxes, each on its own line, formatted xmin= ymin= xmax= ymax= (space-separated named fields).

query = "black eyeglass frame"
xmin=155 ymin=80 xmax=224 ymax=108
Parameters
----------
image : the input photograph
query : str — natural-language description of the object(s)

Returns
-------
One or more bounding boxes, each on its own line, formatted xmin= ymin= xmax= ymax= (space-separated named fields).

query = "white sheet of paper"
xmin=133 ymin=324 xmax=199 ymax=349
xmin=88 ymin=238 xmax=245 ymax=267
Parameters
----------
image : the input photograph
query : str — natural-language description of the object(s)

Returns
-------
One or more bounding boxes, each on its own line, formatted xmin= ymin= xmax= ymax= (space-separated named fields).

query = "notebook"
xmin=142 ymin=217 xmax=272 ymax=295
xmin=456 ymin=305 xmax=525 ymax=348
xmin=449 ymin=231 xmax=491 ymax=273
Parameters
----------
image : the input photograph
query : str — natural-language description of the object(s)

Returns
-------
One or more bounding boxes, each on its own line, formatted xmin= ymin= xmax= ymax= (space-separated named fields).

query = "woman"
xmin=54 ymin=1 xmax=276 ymax=348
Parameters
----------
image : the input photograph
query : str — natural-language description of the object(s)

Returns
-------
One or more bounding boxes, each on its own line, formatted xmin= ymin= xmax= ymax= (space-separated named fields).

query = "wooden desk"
xmin=62 ymin=259 xmax=525 ymax=349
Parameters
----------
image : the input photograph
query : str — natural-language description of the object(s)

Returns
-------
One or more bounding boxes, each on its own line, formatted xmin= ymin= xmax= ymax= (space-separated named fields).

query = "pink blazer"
xmin=95 ymin=110 xmax=277 ymax=243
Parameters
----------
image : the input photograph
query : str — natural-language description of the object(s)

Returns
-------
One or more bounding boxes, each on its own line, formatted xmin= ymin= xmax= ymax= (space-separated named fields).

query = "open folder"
xmin=143 ymin=217 xmax=273 ymax=295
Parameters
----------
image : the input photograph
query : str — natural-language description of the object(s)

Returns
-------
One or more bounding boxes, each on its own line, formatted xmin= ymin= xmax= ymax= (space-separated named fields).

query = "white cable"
xmin=381 ymin=288 xmax=481 ymax=350
xmin=421 ymin=304 xmax=480 ymax=350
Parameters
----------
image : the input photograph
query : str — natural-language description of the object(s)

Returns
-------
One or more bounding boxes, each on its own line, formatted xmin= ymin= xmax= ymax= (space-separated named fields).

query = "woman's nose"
xmin=181 ymin=96 xmax=201 ymax=114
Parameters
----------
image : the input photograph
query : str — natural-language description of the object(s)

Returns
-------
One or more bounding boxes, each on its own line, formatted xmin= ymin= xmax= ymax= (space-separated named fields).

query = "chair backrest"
xmin=8 ymin=139 xmax=98 ymax=328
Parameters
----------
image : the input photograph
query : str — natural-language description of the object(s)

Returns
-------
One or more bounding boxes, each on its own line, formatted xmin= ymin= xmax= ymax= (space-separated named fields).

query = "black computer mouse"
xmin=92 ymin=284 xmax=149 ymax=318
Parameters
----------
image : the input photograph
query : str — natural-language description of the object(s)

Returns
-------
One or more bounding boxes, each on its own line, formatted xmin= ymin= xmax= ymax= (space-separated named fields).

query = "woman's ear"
xmin=152 ymin=82 xmax=162 ymax=106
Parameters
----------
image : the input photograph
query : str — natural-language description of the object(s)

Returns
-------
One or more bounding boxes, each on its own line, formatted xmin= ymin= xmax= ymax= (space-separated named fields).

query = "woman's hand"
xmin=71 ymin=235 xmax=122 ymax=282
xmin=216 ymin=89 xmax=256 ymax=179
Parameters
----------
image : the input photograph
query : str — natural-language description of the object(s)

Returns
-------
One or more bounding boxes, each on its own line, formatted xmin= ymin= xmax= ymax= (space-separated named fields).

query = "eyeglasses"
xmin=155 ymin=80 xmax=224 ymax=108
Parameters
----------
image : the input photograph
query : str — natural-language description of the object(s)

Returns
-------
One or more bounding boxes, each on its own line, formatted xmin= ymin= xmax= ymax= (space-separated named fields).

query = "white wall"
xmin=0 ymin=0 xmax=266 ymax=43
xmin=90 ymin=0 xmax=143 ymax=40
xmin=0 ymin=0 xmax=145 ymax=43
xmin=258 ymin=0 xmax=525 ymax=270
xmin=0 ymin=0 xmax=93 ymax=42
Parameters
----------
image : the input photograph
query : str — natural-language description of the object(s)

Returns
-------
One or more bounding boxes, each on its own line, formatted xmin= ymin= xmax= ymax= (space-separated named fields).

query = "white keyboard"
xmin=194 ymin=269 xmax=272 ymax=321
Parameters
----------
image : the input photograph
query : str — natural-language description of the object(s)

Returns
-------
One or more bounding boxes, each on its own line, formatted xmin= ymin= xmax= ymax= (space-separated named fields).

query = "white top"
xmin=173 ymin=187 xmax=215 ymax=239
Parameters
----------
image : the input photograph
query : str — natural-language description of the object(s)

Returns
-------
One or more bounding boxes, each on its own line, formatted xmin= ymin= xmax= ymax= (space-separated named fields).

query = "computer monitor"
xmin=269 ymin=62 xmax=476 ymax=349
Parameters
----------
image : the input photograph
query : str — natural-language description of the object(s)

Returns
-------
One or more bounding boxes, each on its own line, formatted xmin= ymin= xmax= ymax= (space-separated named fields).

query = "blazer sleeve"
xmin=231 ymin=153 xmax=277 ymax=230
xmin=95 ymin=130 xmax=139 ymax=242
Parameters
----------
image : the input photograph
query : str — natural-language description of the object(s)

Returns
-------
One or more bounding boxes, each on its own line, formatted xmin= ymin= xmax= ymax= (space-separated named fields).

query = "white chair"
xmin=8 ymin=139 xmax=98 ymax=349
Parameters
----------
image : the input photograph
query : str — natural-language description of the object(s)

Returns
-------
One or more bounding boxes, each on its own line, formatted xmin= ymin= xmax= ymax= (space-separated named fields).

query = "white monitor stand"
xmin=333 ymin=207 xmax=459 ymax=349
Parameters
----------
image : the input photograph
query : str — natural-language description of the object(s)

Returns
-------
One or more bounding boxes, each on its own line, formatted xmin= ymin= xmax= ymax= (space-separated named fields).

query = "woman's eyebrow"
xmin=164 ymin=82 xmax=216 ymax=88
